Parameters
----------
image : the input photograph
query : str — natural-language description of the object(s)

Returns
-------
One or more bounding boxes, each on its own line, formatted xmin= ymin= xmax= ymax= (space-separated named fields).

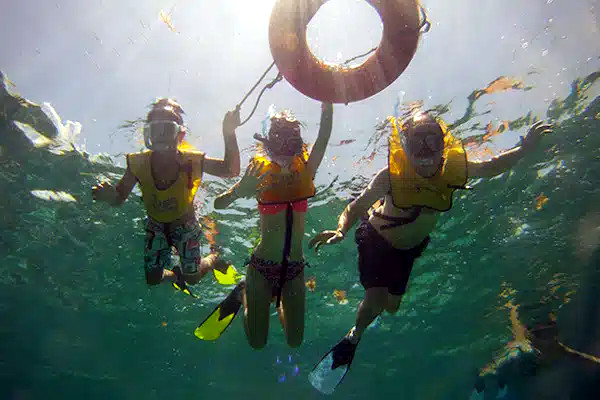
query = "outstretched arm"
xmin=92 ymin=166 xmax=137 ymax=207
xmin=309 ymin=167 xmax=390 ymax=251
xmin=203 ymin=108 xmax=241 ymax=178
xmin=468 ymin=120 xmax=552 ymax=178
xmin=213 ymin=161 xmax=270 ymax=209
xmin=306 ymin=103 xmax=333 ymax=177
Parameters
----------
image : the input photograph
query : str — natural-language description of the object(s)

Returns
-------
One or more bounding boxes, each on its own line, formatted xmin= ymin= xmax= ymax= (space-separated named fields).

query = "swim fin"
xmin=171 ymin=266 xmax=197 ymax=298
xmin=194 ymin=281 xmax=245 ymax=340
xmin=308 ymin=335 xmax=359 ymax=395
xmin=213 ymin=264 xmax=242 ymax=285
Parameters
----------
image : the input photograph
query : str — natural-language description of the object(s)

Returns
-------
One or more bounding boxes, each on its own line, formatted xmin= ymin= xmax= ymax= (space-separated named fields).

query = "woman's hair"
xmin=254 ymin=109 xmax=306 ymax=157
xmin=146 ymin=97 xmax=185 ymax=124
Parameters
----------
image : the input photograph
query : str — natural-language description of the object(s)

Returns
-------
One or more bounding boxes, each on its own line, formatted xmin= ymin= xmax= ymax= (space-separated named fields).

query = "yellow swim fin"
xmin=194 ymin=281 xmax=245 ymax=341
xmin=213 ymin=264 xmax=242 ymax=285
xmin=171 ymin=266 xmax=197 ymax=298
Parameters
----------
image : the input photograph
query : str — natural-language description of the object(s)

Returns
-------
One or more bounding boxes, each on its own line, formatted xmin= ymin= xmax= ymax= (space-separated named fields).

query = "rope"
xmin=236 ymin=61 xmax=283 ymax=126
xmin=419 ymin=5 xmax=431 ymax=33
xmin=342 ymin=47 xmax=377 ymax=66
xmin=340 ymin=6 xmax=431 ymax=68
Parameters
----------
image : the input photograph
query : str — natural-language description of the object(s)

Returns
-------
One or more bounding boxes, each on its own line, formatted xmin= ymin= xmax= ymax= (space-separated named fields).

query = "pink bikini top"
xmin=258 ymin=199 xmax=308 ymax=215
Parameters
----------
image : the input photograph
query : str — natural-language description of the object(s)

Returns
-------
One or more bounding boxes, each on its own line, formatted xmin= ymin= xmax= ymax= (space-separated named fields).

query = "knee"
xmin=385 ymin=303 xmax=401 ymax=314
xmin=362 ymin=295 xmax=388 ymax=315
xmin=183 ymin=271 xmax=201 ymax=285
xmin=286 ymin=332 xmax=303 ymax=348
xmin=385 ymin=300 xmax=402 ymax=314
xmin=145 ymin=269 xmax=163 ymax=286
xmin=248 ymin=337 xmax=267 ymax=350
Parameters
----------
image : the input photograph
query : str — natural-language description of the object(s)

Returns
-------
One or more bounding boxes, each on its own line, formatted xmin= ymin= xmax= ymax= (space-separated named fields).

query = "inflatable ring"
xmin=269 ymin=0 xmax=421 ymax=104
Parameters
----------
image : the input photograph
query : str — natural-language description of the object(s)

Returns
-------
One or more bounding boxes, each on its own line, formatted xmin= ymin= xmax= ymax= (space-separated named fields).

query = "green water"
xmin=1 ymin=72 xmax=600 ymax=399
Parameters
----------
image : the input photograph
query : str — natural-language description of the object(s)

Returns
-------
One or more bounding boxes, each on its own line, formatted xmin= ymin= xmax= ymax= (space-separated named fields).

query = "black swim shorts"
xmin=354 ymin=219 xmax=430 ymax=296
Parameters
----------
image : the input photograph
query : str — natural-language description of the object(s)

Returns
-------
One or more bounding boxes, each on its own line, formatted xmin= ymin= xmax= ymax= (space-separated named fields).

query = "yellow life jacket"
xmin=388 ymin=117 xmax=468 ymax=211
xmin=127 ymin=150 xmax=204 ymax=222
xmin=253 ymin=150 xmax=315 ymax=204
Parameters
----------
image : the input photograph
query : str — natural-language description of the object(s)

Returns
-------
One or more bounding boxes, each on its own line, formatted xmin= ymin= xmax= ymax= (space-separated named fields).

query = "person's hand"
xmin=520 ymin=120 xmax=552 ymax=153
xmin=235 ymin=161 xmax=271 ymax=198
xmin=309 ymin=229 xmax=344 ymax=252
xmin=91 ymin=181 xmax=116 ymax=203
xmin=223 ymin=107 xmax=241 ymax=135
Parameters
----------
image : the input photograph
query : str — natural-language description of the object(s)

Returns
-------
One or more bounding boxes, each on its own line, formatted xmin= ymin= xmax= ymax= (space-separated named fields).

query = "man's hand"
xmin=309 ymin=229 xmax=345 ymax=252
xmin=520 ymin=120 xmax=553 ymax=153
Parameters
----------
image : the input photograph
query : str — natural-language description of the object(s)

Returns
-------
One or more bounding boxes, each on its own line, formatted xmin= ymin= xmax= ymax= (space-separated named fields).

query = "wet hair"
xmin=254 ymin=110 xmax=305 ymax=157
xmin=403 ymin=111 xmax=444 ymax=138
xmin=146 ymin=97 xmax=185 ymax=124
xmin=268 ymin=111 xmax=301 ymax=138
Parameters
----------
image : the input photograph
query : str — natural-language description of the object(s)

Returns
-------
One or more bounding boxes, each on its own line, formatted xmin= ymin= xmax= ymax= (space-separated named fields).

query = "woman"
xmin=195 ymin=102 xmax=333 ymax=348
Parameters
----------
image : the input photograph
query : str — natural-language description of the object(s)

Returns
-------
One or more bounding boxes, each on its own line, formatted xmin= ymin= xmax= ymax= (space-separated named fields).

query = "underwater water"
xmin=2 ymin=1 xmax=600 ymax=399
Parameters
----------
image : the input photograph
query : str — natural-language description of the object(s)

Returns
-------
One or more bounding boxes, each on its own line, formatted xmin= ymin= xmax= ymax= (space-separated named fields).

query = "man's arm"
xmin=467 ymin=120 xmax=552 ymax=178
xmin=336 ymin=167 xmax=390 ymax=236
xmin=309 ymin=167 xmax=390 ymax=250
xmin=467 ymin=146 xmax=525 ymax=178
xmin=203 ymin=109 xmax=241 ymax=178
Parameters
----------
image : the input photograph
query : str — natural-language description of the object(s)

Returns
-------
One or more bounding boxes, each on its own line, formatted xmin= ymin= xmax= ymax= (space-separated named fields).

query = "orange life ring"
xmin=269 ymin=0 xmax=421 ymax=104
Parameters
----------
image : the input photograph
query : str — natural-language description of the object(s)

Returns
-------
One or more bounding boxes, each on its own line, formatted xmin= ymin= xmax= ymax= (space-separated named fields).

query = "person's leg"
xmin=170 ymin=220 xmax=210 ymax=285
xmin=385 ymin=294 xmax=403 ymax=313
xmin=144 ymin=220 xmax=172 ymax=285
xmin=280 ymin=268 xmax=305 ymax=348
xmin=350 ymin=287 xmax=389 ymax=343
xmin=244 ymin=263 xmax=273 ymax=349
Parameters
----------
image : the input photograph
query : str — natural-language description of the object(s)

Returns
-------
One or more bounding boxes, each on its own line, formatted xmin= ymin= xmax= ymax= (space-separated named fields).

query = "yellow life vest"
xmin=127 ymin=150 xmax=204 ymax=222
xmin=388 ymin=117 xmax=468 ymax=211
xmin=253 ymin=150 xmax=315 ymax=204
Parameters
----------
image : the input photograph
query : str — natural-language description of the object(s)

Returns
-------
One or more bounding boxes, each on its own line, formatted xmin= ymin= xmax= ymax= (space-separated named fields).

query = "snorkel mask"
xmin=254 ymin=112 xmax=304 ymax=159
xmin=143 ymin=120 xmax=182 ymax=151
xmin=401 ymin=112 xmax=445 ymax=167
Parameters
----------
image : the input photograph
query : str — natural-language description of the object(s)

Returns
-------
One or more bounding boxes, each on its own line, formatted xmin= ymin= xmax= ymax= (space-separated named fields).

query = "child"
xmin=92 ymin=98 xmax=240 ymax=291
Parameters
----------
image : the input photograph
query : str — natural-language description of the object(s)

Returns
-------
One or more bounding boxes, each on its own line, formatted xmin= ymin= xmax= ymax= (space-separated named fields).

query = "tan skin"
xmin=92 ymin=107 xmax=241 ymax=284
xmin=310 ymin=120 xmax=553 ymax=342
xmin=214 ymin=102 xmax=333 ymax=349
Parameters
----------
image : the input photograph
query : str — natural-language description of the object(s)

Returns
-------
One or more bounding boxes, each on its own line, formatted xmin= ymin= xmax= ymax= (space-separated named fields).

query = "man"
xmin=307 ymin=110 xmax=552 ymax=393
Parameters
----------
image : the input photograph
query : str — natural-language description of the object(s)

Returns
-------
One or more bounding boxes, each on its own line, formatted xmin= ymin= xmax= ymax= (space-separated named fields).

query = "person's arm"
xmin=213 ymin=161 xmax=270 ymax=209
xmin=203 ymin=109 xmax=241 ymax=178
xmin=336 ymin=167 xmax=389 ymax=236
xmin=92 ymin=166 xmax=137 ymax=207
xmin=309 ymin=167 xmax=390 ymax=251
xmin=306 ymin=102 xmax=333 ymax=176
xmin=213 ymin=181 xmax=243 ymax=210
xmin=468 ymin=120 xmax=552 ymax=178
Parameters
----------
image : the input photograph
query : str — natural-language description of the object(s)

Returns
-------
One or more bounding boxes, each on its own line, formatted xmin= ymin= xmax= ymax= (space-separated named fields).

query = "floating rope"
xmin=236 ymin=61 xmax=283 ymax=126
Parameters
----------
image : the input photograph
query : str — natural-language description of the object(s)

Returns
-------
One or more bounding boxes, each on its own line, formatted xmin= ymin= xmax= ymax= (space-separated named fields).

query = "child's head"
xmin=254 ymin=110 xmax=305 ymax=167
xmin=143 ymin=98 xmax=186 ymax=152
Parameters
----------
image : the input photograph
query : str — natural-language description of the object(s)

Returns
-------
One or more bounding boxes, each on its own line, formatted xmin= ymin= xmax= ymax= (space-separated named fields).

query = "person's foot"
xmin=331 ymin=335 xmax=359 ymax=369
xmin=218 ymin=280 xmax=245 ymax=320
xmin=346 ymin=326 xmax=361 ymax=345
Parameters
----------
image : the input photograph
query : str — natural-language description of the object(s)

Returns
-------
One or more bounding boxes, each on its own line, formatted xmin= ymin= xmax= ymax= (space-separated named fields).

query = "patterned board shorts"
xmin=144 ymin=217 xmax=202 ymax=279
